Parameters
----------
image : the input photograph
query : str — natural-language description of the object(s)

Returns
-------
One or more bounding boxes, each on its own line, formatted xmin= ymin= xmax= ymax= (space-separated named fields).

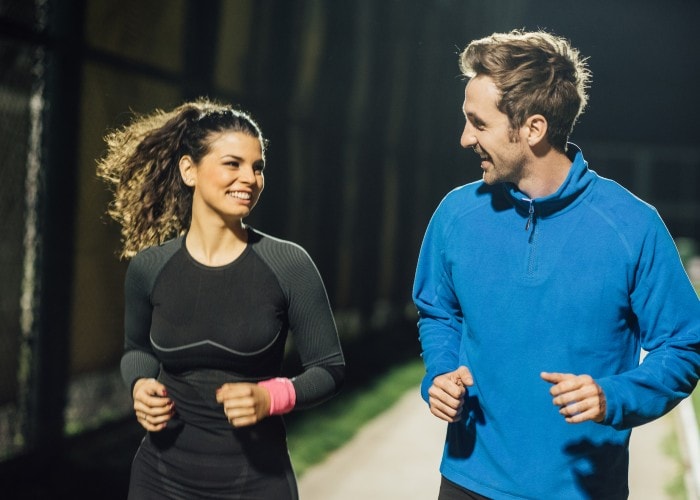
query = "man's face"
xmin=460 ymin=75 xmax=527 ymax=186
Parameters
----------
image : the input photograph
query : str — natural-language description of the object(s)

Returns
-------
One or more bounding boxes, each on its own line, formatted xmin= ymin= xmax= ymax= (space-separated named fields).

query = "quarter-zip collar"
xmin=502 ymin=143 xmax=595 ymax=224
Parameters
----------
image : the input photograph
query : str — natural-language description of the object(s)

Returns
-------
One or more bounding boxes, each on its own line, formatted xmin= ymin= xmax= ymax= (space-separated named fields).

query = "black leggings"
xmin=438 ymin=476 xmax=491 ymax=500
xmin=128 ymin=432 xmax=298 ymax=500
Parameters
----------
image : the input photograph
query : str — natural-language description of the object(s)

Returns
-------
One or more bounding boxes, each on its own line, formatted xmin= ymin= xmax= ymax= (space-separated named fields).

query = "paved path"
xmin=298 ymin=387 xmax=681 ymax=499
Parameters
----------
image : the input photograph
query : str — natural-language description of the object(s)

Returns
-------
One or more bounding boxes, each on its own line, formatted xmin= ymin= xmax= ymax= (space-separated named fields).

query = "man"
xmin=412 ymin=30 xmax=699 ymax=499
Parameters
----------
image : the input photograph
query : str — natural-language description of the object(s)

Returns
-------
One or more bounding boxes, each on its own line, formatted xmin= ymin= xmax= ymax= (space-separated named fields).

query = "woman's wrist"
xmin=258 ymin=377 xmax=296 ymax=415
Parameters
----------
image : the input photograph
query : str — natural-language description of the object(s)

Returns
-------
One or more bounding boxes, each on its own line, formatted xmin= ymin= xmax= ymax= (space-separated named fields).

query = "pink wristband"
xmin=258 ymin=377 xmax=296 ymax=416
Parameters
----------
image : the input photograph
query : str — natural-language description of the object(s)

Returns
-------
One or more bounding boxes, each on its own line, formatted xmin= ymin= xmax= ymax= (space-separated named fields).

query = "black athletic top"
xmin=120 ymin=227 xmax=345 ymax=499
xmin=121 ymin=226 xmax=344 ymax=402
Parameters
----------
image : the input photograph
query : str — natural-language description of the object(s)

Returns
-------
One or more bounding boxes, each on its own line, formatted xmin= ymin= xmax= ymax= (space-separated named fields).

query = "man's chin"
xmin=482 ymin=172 xmax=498 ymax=185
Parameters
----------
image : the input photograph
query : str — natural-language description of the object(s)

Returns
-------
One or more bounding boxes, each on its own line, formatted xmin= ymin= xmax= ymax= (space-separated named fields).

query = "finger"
xmin=134 ymin=379 xmax=168 ymax=398
xmin=432 ymin=377 xmax=466 ymax=399
xmin=134 ymin=399 xmax=175 ymax=416
xmin=552 ymin=384 xmax=598 ymax=407
xmin=429 ymin=397 xmax=461 ymax=417
xmin=540 ymin=372 xmax=576 ymax=385
xmin=428 ymin=385 xmax=463 ymax=409
xmin=142 ymin=411 xmax=173 ymax=425
xmin=139 ymin=397 xmax=173 ymax=411
xmin=455 ymin=366 xmax=474 ymax=386
xmin=562 ymin=406 xmax=600 ymax=424
xmin=429 ymin=396 xmax=463 ymax=419
xmin=553 ymin=375 xmax=595 ymax=399
xmin=216 ymin=384 xmax=254 ymax=402
xmin=134 ymin=387 xmax=172 ymax=406
xmin=225 ymin=405 xmax=256 ymax=420
xmin=135 ymin=410 xmax=170 ymax=431
xmin=558 ymin=399 xmax=588 ymax=417
xmin=430 ymin=404 xmax=463 ymax=423
xmin=223 ymin=396 xmax=256 ymax=411
xmin=229 ymin=415 xmax=257 ymax=428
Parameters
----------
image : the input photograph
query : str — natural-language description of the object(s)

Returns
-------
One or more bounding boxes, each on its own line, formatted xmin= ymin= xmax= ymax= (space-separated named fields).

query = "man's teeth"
xmin=228 ymin=191 xmax=251 ymax=199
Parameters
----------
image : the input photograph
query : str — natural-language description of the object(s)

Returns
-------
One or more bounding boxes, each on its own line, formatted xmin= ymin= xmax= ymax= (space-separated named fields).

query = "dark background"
xmin=1 ymin=0 xmax=698 ymax=498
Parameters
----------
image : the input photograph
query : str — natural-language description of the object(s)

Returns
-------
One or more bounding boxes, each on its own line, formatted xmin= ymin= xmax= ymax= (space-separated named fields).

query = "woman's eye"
xmin=225 ymin=161 xmax=240 ymax=168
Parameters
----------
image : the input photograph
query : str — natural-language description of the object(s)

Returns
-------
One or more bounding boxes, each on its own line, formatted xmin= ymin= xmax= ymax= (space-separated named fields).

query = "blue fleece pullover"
xmin=413 ymin=145 xmax=700 ymax=499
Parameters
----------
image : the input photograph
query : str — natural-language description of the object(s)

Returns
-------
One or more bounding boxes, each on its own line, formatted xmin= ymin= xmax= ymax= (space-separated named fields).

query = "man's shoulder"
xmin=437 ymin=179 xmax=499 ymax=212
xmin=590 ymin=174 xmax=658 ymax=220
xmin=584 ymin=175 xmax=668 ymax=251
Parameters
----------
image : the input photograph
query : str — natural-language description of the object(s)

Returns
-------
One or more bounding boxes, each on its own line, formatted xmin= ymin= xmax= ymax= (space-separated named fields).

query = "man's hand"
xmin=216 ymin=383 xmax=271 ymax=428
xmin=132 ymin=378 xmax=174 ymax=432
xmin=428 ymin=366 xmax=474 ymax=422
xmin=541 ymin=372 xmax=606 ymax=424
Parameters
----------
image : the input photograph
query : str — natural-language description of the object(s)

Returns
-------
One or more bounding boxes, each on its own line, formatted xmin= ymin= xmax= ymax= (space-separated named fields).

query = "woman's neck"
xmin=185 ymin=217 xmax=248 ymax=267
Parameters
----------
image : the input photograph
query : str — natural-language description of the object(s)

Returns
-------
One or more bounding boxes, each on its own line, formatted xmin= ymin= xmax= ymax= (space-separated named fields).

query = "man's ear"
xmin=179 ymin=156 xmax=195 ymax=186
xmin=525 ymin=114 xmax=548 ymax=147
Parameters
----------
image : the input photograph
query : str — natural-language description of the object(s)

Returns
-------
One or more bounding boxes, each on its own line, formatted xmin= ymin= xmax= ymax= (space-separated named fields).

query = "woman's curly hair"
xmin=97 ymin=98 xmax=266 ymax=259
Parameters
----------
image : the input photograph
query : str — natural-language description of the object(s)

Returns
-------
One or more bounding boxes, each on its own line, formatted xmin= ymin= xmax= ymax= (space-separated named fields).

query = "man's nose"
xmin=460 ymin=123 xmax=477 ymax=149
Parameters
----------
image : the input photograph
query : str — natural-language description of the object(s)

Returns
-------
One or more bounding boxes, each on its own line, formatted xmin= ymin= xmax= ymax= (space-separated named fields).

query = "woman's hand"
xmin=132 ymin=378 xmax=174 ymax=432
xmin=216 ymin=383 xmax=271 ymax=427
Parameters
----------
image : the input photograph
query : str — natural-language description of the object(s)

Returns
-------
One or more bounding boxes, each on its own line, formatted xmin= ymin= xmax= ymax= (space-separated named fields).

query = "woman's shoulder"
xmin=247 ymin=226 xmax=317 ymax=270
xmin=129 ymin=236 xmax=185 ymax=270
xmin=248 ymin=227 xmax=308 ymax=254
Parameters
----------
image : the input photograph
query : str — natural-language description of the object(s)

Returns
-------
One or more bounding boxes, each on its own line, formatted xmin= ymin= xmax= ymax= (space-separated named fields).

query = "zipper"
xmin=524 ymin=198 xmax=535 ymax=231
xmin=523 ymin=198 xmax=537 ymax=277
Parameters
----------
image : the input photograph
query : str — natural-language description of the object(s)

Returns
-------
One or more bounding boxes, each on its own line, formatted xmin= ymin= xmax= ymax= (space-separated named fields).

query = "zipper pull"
xmin=525 ymin=199 xmax=535 ymax=231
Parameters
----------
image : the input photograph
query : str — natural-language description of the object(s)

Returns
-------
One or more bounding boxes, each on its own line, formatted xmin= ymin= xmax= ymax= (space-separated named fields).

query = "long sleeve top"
xmin=413 ymin=144 xmax=699 ymax=499
xmin=121 ymin=227 xmax=345 ymax=411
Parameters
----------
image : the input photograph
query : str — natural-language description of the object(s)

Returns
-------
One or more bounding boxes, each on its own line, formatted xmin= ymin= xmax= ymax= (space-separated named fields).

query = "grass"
xmin=662 ymin=429 xmax=687 ymax=500
xmin=286 ymin=358 xmax=425 ymax=477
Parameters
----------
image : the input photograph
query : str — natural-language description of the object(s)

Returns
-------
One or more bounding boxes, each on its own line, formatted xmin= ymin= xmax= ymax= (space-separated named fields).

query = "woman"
xmin=97 ymin=99 xmax=345 ymax=499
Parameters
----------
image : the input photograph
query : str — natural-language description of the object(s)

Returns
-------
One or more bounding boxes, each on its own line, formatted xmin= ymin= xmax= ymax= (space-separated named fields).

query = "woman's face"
xmin=185 ymin=131 xmax=265 ymax=223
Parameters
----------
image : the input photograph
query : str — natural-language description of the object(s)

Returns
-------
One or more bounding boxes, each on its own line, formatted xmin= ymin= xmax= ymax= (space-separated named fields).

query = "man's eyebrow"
xmin=466 ymin=111 xmax=485 ymax=125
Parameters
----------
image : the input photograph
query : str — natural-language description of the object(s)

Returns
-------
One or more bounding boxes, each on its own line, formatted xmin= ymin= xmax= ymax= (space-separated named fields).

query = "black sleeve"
xmin=252 ymin=232 xmax=345 ymax=409
xmin=120 ymin=239 xmax=181 ymax=391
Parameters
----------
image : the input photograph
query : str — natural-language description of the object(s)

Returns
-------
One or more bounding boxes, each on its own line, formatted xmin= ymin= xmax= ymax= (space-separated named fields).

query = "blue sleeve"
xmin=598 ymin=213 xmax=700 ymax=429
xmin=412 ymin=205 xmax=463 ymax=403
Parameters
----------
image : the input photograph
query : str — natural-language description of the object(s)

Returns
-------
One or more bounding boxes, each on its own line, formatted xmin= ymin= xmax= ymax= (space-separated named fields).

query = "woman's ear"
xmin=525 ymin=114 xmax=548 ymax=147
xmin=179 ymin=156 xmax=195 ymax=186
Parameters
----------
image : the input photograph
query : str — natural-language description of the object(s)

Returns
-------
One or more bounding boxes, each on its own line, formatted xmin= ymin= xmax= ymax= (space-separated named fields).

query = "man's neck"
xmin=516 ymin=149 xmax=572 ymax=199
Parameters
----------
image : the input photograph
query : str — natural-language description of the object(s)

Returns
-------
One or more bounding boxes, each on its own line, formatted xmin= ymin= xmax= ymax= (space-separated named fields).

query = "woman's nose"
xmin=239 ymin=164 xmax=256 ymax=183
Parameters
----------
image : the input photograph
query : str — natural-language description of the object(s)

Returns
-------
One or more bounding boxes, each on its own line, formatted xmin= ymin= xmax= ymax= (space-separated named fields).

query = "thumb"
xmin=456 ymin=366 xmax=474 ymax=386
xmin=148 ymin=380 xmax=168 ymax=397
